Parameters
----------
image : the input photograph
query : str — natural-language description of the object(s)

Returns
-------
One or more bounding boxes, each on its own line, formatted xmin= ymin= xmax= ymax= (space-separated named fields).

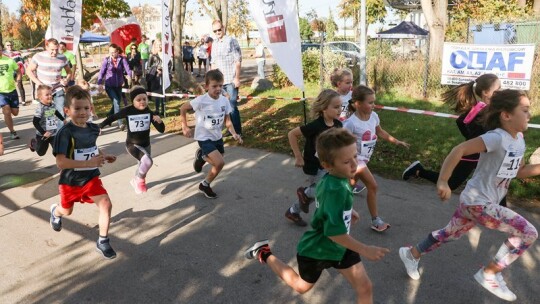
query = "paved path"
xmin=0 ymin=102 xmax=539 ymax=304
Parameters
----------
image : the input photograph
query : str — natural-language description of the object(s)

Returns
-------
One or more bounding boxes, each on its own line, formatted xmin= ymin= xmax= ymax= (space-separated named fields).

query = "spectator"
xmin=2 ymin=41 xmax=26 ymax=106
xmin=253 ymin=38 xmax=266 ymax=79
xmin=182 ymin=41 xmax=194 ymax=74
xmin=146 ymin=41 xmax=165 ymax=116
xmin=125 ymin=37 xmax=138 ymax=55
xmin=127 ymin=45 xmax=143 ymax=85
xmin=59 ymin=42 xmax=77 ymax=86
xmin=138 ymin=35 xmax=151 ymax=77
xmin=0 ymin=42 xmax=22 ymax=140
xmin=97 ymin=43 xmax=132 ymax=131
xmin=206 ymin=36 xmax=213 ymax=70
xmin=210 ymin=20 xmax=242 ymax=135
xmin=196 ymin=37 xmax=208 ymax=77
xmin=26 ymin=38 xmax=71 ymax=128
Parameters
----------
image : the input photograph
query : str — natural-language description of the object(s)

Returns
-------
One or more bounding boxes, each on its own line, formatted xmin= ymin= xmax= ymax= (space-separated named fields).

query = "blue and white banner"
xmin=249 ymin=0 xmax=304 ymax=90
xmin=441 ymin=43 xmax=535 ymax=90
xmin=47 ymin=0 xmax=83 ymax=52
xmin=161 ymin=0 xmax=172 ymax=92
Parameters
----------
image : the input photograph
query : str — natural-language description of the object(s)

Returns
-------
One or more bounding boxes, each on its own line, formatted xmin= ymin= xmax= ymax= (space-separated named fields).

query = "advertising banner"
xmin=48 ymin=0 xmax=83 ymax=52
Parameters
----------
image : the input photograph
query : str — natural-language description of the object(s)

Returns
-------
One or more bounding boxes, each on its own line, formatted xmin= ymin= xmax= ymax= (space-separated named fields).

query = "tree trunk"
xmin=421 ymin=0 xmax=447 ymax=62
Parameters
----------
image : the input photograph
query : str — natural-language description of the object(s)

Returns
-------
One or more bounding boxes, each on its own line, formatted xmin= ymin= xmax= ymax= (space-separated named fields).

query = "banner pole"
xmin=302 ymin=91 xmax=307 ymax=125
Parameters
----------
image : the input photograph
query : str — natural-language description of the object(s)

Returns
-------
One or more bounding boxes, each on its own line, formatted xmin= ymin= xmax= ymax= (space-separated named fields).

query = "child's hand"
xmin=437 ymin=181 xmax=451 ymax=201
xmin=89 ymin=154 xmax=106 ymax=167
xmin=362 ymin=245 xmax=390 ymax=261
xmin=396 ymin=140 xmax=410 ymax=148
xmin=294 ymin=156 xmax=304 ymax=168
xmin=43 ymin=131 xmax=52 ymax=138
xmin=182 ymin=126 xmax=193 ymax=138
xmin=153 ymin=115 xmax=162 ymax=124
xmin=351 ymin=209 xmax=359 ymax=225
xmin=104 ymin=154 xmax=117 ymax=163
xmin=233 ymin=134 xmax=243 ymax=144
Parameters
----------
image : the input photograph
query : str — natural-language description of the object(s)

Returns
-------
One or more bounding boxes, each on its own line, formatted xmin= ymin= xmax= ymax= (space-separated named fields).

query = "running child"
xmin=344 ymin=85 xmax=409 ymax=232
xmin=399 ymin=90 xmax=538 ymax=302
xmin=77 ymin=79 xmax=99 ymax=122
xmin=245 ymin=128 xmax=390 ymax=303
xmin=99 ymin=86 xmax=165 ymax=194
xmin=330 ymin=68 xmax=353 ymax=121
xmin=285 ymin=89 xmax=343 ymax=227
xmin=402 ymin=74 xmax=504 ymax=204
xmin=29 ymin=85 xmax=66 ymax=156
xmin=50 ymin=85 xmax=118 ymax=259
xmin=180 ymin=70 xmax=243 ymax=199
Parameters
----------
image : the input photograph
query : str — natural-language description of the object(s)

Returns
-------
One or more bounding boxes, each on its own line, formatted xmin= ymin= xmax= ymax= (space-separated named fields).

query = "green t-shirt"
xmin=0 ymin=56 xmax=18 ymax=93
xmin=125 ymin=42 xmax=136 ymax=55
xmin=61 ymin=51 xmax=76 ymax=77
xmin=297 ymin=174 xmax=354 ymax=261
xmin=138 ymin=43 xmax=150 ymax=59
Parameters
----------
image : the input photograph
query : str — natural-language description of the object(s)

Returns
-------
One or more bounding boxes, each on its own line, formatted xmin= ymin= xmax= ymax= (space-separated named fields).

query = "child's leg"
xmin=35 ymin=136 xmax=52 ymax=156
xmin=266 ymin=255 xmax=314 ymax=294
xmin=127 ymin=144 xmax=153 ymax=179
xmin=338 ymin=263 xmax=373 ymax=304
xmin=91 ymin=194 xmax=112 ymax=238
xmin=354 ymin=165 xmax=378 ymax=219
xmin=203 ymin=150 xmax=225 ymax=183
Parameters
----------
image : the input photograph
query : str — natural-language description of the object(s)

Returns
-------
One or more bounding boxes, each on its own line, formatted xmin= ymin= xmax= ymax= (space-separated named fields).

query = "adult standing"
xmin=127 ymin=44 xmax=142 ymax=85
xmin=97 ymin=44 xmax=132 ymax=131
xmin=0 ymin=43 xmax=22 ymax=140
xmin=196 ymin=38 xmax=208 ymax=77
xmin=146 ymin=41 xmax=165 ymax=116
xmin=3 ymin=41 xmax=26 ymax=106
xmin=182 ymin=41 xmax=194 ymax=74
xmin=254 ymin=38 xmax=266 ymax=79
xmin=125 ymin=37 xmax=138 ymax=55
xmin=26 ymin=38 xmax=71 ymax=128
xmin=210 ymin=20 xmax=242 ymax=135
xmin=59 ymin=42 xmax=77 ymax=86
xmin=138 ymin=35 xmax=151 ymax=77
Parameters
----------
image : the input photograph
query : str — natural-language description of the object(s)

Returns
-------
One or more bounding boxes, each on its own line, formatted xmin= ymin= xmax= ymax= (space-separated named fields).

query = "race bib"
xmin=203 ymin=112 xmax=225 ymax=130
xmin=45 ymin=116 xmax=58 ymax=131
xmin=360 ymin=139 xmax=377 ymax=160
xmin=496 ymin=150 xmax=522 ymax=178
xmin=74 ymin=146 xmax=99 ymax=171
xmin=128 ymin=114 xmax=151 ymax=132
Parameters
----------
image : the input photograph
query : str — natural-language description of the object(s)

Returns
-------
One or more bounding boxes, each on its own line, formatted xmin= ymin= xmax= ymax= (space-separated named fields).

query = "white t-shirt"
xmin=255 ymin=43 xmax=265 ymax=63
xmin=339 ymin=91 xmax=352 ymax=120
xmin=343 ymin=112 xmax=380 ymax=162
xmin=460 ymin=128 xmax=525 ymax=206
xmin=198 ymin=44 xmax=208 ymax=59
xmin=190 ymin=93 xmax=232 ymax=141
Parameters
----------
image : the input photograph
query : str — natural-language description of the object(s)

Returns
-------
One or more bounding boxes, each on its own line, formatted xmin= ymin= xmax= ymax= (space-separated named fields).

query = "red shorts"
xmin=59 ymin=176 xmax=108 ymax=209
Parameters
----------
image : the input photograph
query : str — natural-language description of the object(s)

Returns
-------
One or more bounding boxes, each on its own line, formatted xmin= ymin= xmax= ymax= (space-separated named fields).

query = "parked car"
xmin=300 ymin=41 xmax=360 ymax=67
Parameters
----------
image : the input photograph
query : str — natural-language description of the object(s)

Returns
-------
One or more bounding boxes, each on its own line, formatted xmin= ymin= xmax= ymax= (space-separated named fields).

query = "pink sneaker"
xmin=130 ymin=177 xmax=147 ymax=194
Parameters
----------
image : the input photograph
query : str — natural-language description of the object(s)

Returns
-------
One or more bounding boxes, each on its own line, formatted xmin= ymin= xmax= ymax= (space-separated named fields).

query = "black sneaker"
xmin=285 ymin=209 xmax=307 ymax=227
xmin=402 ymin=161 xmax=423 ymax=181
xmin=96 ymin=238 xmax=117 ymax=259
xmin=193 ymin=148 xmax=206 ymax=173
xmin=49 ymin=204 xmax=62 ymax=232
xmin=29 ymin=138 xmax=37 ymax=152
xmin=296 ymin=187 xmax=313 ymax=213
xmin=199 ymin=183 xmax=217 ymax=199
xmin=10 ymin=132 xmax=20 ymax=140
xmin=244 ymin=240 xmax=271 ymax=264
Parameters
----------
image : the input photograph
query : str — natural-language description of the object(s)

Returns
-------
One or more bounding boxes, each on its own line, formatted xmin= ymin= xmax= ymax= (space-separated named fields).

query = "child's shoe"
xmin=130 ymin=177 xmax=147 ymax=194
xmin=193 ymin=148 xmax=206 ymax=173
xmin=28 ymin=138 xmax=37 ymax=152
xmin=474 ymin=268 xmax=517 ymax=301
xmin=296 ymin=187 xmax=313 ymax=213
xmin=199 ymin=182 xmax=217 ymax=199
xmin=402 ymin=161 xmax=423 ymax=180
xmin=244 ymin=240 xmax=271 ymax=264
xmin=49 ymin=204 xmax=62 ymax=232
xmin=371 ymin=216 xmax=390 ymax=232
xmin=96 ymin=238 xmax=117 ymax=259
xmin=399 ymin=247 xmax=420 ymax=280
xmin=285 ymin=209 xmax=307 ymax=227
xmin=352 ymin=183 xmax=366 ymax=194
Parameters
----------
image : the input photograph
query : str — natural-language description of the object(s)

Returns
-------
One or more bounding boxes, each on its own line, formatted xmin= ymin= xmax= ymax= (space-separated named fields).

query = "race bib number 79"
xmin=74 ymin=146 xmax=99 ymax=171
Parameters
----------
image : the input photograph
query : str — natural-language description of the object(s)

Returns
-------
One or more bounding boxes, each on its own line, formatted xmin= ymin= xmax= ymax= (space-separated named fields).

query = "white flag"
xmin=162 ymin=1 xmax=172 ymax=92
xmin=99 ymin=15 xmax=139 ymax=33
xmin=249 ymin=0 xmax=304 ymax=90
xmin=47 ymin=0 xmax=83 ymax=52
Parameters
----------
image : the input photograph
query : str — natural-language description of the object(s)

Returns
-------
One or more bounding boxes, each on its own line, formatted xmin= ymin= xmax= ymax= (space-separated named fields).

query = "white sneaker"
xmin=399 ymin=247 xmax=420 ymax=280
xmin=474 ymin=268 xmax=517 ymax=301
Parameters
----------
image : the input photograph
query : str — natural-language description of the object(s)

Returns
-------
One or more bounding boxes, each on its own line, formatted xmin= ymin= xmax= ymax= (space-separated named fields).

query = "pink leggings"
xmin=422 ymin=203 xmax=538 ymax=269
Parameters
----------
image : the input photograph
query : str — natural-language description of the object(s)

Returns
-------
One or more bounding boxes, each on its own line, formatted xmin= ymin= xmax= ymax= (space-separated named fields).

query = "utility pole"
xmin=359 ymin=0 xmax=367 ymax=85
xmin=0 ymin=0 xmax=3 ymax=45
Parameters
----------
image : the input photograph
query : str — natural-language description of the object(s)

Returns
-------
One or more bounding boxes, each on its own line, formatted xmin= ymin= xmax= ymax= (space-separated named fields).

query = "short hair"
xmin=37 ymin=84 xmax=52 ymax=95
xmin=316 ymin=128 xmax=356 ymax=165
xmin=205 ymin=69 xmax=224 ymax=85
xmin=59 ymin=42 xmax=67 ymax=47
xmin=65 ymin=85 xmax=91 ymax=108
xmin=131 ymin=38 xmax=137 ymax=42
xmin=212 ymin=20 xmax=223 ymax=27
xmin=46 ymin=38 xmax=59 ymax=46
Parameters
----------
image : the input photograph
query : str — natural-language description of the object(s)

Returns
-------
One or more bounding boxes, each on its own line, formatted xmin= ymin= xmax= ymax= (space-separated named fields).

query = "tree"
xmin=196 ymin=0 xmax=228 ymax=31
xmin=338 ymin=0 xmax=387 ymax=41
xmin=227 ymin=0 xmax=251 ymax=39
xmin=326 ymin=9 xmax=338 ymax=41
xmin=299 ymin=17 xmax=314 ymax=41
xmin=421 ymin=0 xmax=448 ymax=62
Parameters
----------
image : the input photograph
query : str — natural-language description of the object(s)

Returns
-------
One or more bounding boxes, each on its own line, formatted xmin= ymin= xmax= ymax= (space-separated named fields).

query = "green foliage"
xmin=325 ymin=9 xmax=338 ymax=42
xmin=338 ymin=0 xmax=387 ymax=24
xmin=299 ymin=18 xmax=314 ymax=41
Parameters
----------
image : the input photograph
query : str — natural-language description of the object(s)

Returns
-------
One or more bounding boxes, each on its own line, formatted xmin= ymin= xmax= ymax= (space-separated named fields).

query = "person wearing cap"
xmin=98 ymin=86 xmax=165 ymax=194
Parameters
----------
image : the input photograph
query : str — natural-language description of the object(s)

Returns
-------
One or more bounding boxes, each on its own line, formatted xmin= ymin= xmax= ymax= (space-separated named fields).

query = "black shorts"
xmin=297 ymin=249 xmax=361 ymax=284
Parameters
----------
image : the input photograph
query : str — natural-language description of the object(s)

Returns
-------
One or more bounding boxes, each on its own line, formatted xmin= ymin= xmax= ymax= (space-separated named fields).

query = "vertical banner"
xmin=48 ymin=0 xmax=83 ymax=52
xmin=161 ymin=0 xmax=172 ymax=93
xmin=249 ymin=0 xmax=304 ymax=90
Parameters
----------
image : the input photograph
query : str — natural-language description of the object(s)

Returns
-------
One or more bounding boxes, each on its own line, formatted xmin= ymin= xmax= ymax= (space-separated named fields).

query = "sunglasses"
xmin=213 ymin=28 xmax=222 ymax=33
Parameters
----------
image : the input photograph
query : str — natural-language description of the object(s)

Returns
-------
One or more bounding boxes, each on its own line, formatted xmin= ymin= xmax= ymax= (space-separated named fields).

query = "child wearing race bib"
xmin=399 ymin=90 xmax=539 ymax=302
xmin=99 ymin=86 xmax=165 ymax=194
xmin=244 ymin=128 xmax=390 ymax=302
xmin=180 ymin=70 xmax=242 ymax=199
xmin=285 ymin=89 xmax=343 ymax=227
xmin=29 ymin=85 xmax=66 ymax=156
xmin=330 ymin=68 xmax=353 ymax=122
xmin=51 ymin=85 xmax=118 ymax=259
xmin=344 ymin=85 xmax=409 ymax=232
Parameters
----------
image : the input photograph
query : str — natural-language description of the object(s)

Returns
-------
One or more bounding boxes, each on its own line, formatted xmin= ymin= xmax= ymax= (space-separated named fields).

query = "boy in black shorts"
xmin=29 ymin=85 xmax=66 ymax=156
xmin=51 ymin=85 xmax=118 ymax=259
xmin=245 ymin=128 xmax=389 ymax=302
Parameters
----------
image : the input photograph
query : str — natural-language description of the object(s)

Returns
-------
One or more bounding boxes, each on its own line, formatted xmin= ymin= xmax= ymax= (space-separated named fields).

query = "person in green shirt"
xmin=245 ymin=128 xmax=390 ymax=302
xmin=59 ymin=42 xmax=76 ymax=86
xmin=138 ymin=35 xmax=150 ymax=76
xmin=0 ymin=42 xmax=22 ymax=140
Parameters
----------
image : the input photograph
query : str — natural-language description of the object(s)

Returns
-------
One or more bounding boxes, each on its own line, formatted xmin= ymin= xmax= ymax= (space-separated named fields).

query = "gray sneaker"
xmin=49 ymin=204 xmax=62 ymax=232
xmin=10 ymin=132 xmax=20 ymax=140
xmin=96 ymin=238 xmax=117 ymax=259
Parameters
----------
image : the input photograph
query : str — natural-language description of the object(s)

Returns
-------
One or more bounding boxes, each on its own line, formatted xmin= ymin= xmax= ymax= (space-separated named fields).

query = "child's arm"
xmin=99 ymin=149 xmax=117 ymax=163
xmin=180 ymin=102 xmax=194 ymax=138
xmin=437 ymin=137 xmax=486 ymax=201
xmin=516 ymin=163 xmax=540 ymax=178
xmin=288 ymin=127 xmax=304 ymax=167
xmin=98 ymin=109 xmax=125 ymax=129
xmin=33 ymin=116 xmax=47 ymax=136
xmin=224 ymin=114 xmax=243 ymax=144
xmin=151 ymin=115 xmax=166 ymax=133
xmin=329 ymin=234 xmax=389 ymax=261
xmin=376 ymin=125 xmax=409 ymax=148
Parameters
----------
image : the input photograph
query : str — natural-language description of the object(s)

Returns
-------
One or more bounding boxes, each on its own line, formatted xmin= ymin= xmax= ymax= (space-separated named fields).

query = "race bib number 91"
xmin=203 ymin=112 xmax=225 ymax=130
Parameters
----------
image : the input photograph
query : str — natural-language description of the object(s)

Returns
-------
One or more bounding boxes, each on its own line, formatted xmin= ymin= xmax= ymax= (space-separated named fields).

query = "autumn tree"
xmin=299 ymin=17 xmax=314 ymax=41
xmin=227 ymin=0 xmax=251 ymax=39
xmin=326 ymin=9 xmax=338 ymax=41
xmin=338 ymin=0 xmax=387 ymax=41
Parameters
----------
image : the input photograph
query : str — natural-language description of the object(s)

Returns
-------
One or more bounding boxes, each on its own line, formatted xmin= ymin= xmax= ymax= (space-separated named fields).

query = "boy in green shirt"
xmin=245 ymin=128 xmax=390 ymax=302
xmin=138 ymin=35 xmax=150 ymax=76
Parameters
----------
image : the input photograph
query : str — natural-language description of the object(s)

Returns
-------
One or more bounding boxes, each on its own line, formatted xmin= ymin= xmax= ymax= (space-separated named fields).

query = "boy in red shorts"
xmin=51 ymin=85 xmax=118 ymax=259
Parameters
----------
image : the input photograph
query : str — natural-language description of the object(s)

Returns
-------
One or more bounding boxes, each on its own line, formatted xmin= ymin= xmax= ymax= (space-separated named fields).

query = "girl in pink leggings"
xmin=399 ymin=89 xmax=538 ymax=302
